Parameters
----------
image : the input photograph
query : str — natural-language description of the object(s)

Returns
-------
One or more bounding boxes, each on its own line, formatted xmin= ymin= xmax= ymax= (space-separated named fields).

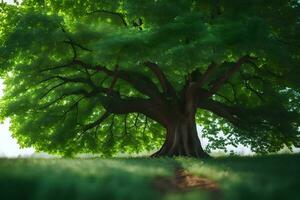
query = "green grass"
xmin=178 ymin=153 xmax=300 ymax=200
xmin=0 ymin=154 xmax=300 ymax=200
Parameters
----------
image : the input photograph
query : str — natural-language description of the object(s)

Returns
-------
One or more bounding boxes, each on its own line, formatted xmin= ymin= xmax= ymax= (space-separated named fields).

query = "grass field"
xmin=0 ymin=154 xmax=299 ymax=200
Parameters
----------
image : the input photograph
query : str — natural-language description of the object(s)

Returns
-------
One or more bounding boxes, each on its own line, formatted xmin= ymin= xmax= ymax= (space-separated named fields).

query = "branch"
xmin=39 ymin=75 xmax=102 ymax=97
xmin=247 ymin=59 xmax=283 ymax=79
xmin=243 ymin=81 xmax=265 ymax=102
xmin=98 ymin=94 xmax=169 ymax=126
xmin=81 ymin=111 xmax=111 ymax=132
xmin=62 ymin=28 xmax=78 ymax=61
xmin=228 ymin=82 xmax=238 ymax=103
xmin=39 ymin=82 xmax=67 ymax=99
xmin=63 ymin=40 xmax=92 ymax=52
xmin=40 ymin=59 xmax=163 ymax=102
xmin=124 ymin=114 xmax=128 ymax=135
xmin=61 ymin=97 xmax=85 ymax=121
xmin=39 ymin=61 xmax=77 ymax=73
xmin=117 ymin=71 xmax=163 ymax=102
xmin=40 ymin=29 xmax=91 ymax=73
xmin=198 ymin=99 xmax=241 ymax=126
xmin=47 ymin=75 xmax=91 ymax=85
xmin=208 ymin=55 xmax=254 ymax=96
xmin=238 ymin=70 xmax=265 ymax=102
xmin=108 ymin=64 xmax=120 ymax=94
xmin=133 ymin=113 xmax=140 ymax=128
xmin=142 ymin=116 xmax=148 ymax=135
xmin=38 ymin=59 xmax=168 ymax=124
xmin=193 ymin=62 xmax=217 ymax=89
xmin=89 ymin=63 xmax=164 ymax=102
xmin=39 ymin=89 xmax=89 ymax=109
xmin=144 ymin=61 xmax=177 ymax=97
xmin=214 ymin=93 xmax=234 ymax=104
xmin=109 ymin=115 xmax=115 ymax=135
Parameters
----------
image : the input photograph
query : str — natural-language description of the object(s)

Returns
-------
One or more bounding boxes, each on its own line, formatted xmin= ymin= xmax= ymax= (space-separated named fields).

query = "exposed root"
xmin=153 ymin=168 xmax=222 ymax=200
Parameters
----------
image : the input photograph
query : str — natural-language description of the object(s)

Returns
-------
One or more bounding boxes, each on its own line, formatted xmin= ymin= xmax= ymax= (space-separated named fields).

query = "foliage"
xmin=0 ymin=0 xmax=299 ymax=156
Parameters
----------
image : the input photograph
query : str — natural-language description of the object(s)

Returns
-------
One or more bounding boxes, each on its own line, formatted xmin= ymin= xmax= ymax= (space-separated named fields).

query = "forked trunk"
xmin=152 ymin=114 xmax=209 ymax=158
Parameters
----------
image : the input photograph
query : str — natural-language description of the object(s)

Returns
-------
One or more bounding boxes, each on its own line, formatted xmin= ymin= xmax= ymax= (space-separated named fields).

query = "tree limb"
xmin=108 ymin=64 xmax=120 ymax=94
xmin=142 ymin=116 xmax=148 ymax=135
xmin=39 ymin=75 xmax=103 ymax=96
xmin=61 ymin=97 xmax=85 ymax=121
xmin=243 ymin=81 xmax=265 ymax=102
xmin=39 ymin=89 xmax=89 ymax=109
xmin=38 ymin=59 xmax=169 ymax=125
xmin=144 ymin=61 xmax=177 ymax=97
xmin=82 ymin=61 xmax=164 ymax=102
xmin=39 ymin=61 xmax=77 ymax=73
xmin=198 ymin=99 xmax=241 ymax=126
xmin=63 ymin=40 xmax=92 ymax=52
xmin=41 ymin=59 xmax=164 ymax=102
xmin=124 ymin=114 xmax=128 ymax=135
xmin=193 ymin=62 xmax=217 ymax=89
xmin=208 ymin=55 xmax=254 ymax=96
xmin=81 ymin=111 xmax=111 ymax=132
xmin=39 ymin=82 xmax=67 ymax=99
xmin=98 ymin=95 xmax=169 ymax=126
xmin=133 ymin=113 xmax=140 ymax=128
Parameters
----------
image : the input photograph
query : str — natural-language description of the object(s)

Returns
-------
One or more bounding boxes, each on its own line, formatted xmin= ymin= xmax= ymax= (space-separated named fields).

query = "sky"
xmin=4 ymin=0 xmax=15 ymax=4
xmin=0 ymin=0 xmax=34 ymax=159
xmin=0 ymin=80 xmax=35 ymax=157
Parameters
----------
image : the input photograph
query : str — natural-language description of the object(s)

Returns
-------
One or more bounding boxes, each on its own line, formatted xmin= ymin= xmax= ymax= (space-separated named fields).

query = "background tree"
xmin=0 ymin=0 xmax=299 ymax=157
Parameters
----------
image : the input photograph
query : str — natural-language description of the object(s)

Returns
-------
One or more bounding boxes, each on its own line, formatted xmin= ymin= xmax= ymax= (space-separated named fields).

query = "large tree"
xmin=0 ymin=0 xmax=299 ymax=158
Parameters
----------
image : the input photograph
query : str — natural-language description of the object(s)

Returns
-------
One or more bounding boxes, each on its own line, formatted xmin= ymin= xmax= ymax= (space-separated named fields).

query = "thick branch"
xmin=79 ymin=61 xmax=164 ymax=102
xmin=198 ymin=99 xmax=241 ymax=126
xmin=38 ymin=58 xmax=170 ymax=124
xmin=208 ymin=55 xmax=254 ymax=96
xmin=144 ymin=61 xmax=177 ymax=97
xmin=41 ymin=59 xmax=163 ymax=102
xmin=193 ymin=62 xmax=217 ymax=89
xmin=183 ymin=63 xmax=218 ymax=103
xmin=99 ymin=95 xmax=169 ymax=126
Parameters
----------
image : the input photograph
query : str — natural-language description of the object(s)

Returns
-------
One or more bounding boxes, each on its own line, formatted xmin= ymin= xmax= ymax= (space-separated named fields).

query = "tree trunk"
xmin=152 ymin=113 xmax=209 ymax=158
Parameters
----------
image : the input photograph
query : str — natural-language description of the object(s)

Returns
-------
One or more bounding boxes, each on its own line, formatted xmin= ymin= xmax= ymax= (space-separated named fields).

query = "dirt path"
xmin=153 ymin=168 xmax=222 ymax=200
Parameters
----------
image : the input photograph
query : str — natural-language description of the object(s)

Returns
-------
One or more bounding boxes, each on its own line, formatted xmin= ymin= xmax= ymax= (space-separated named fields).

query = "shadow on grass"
xmin=177 ymin=153 xmax=300 ymax=200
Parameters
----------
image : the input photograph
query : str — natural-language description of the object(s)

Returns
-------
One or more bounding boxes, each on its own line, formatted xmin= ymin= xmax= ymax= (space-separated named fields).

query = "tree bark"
xmin=152 ymin=112 xmax=209 ymax=158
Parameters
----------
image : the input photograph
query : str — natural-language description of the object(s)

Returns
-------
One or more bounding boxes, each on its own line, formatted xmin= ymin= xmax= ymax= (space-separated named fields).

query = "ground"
xmin=0 ymin=154 xmax=299 ymax=200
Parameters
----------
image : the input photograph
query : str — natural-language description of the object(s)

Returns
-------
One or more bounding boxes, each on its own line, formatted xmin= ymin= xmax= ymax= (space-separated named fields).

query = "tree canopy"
xmin=0 ymin=0 xmax=299 ymax=157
